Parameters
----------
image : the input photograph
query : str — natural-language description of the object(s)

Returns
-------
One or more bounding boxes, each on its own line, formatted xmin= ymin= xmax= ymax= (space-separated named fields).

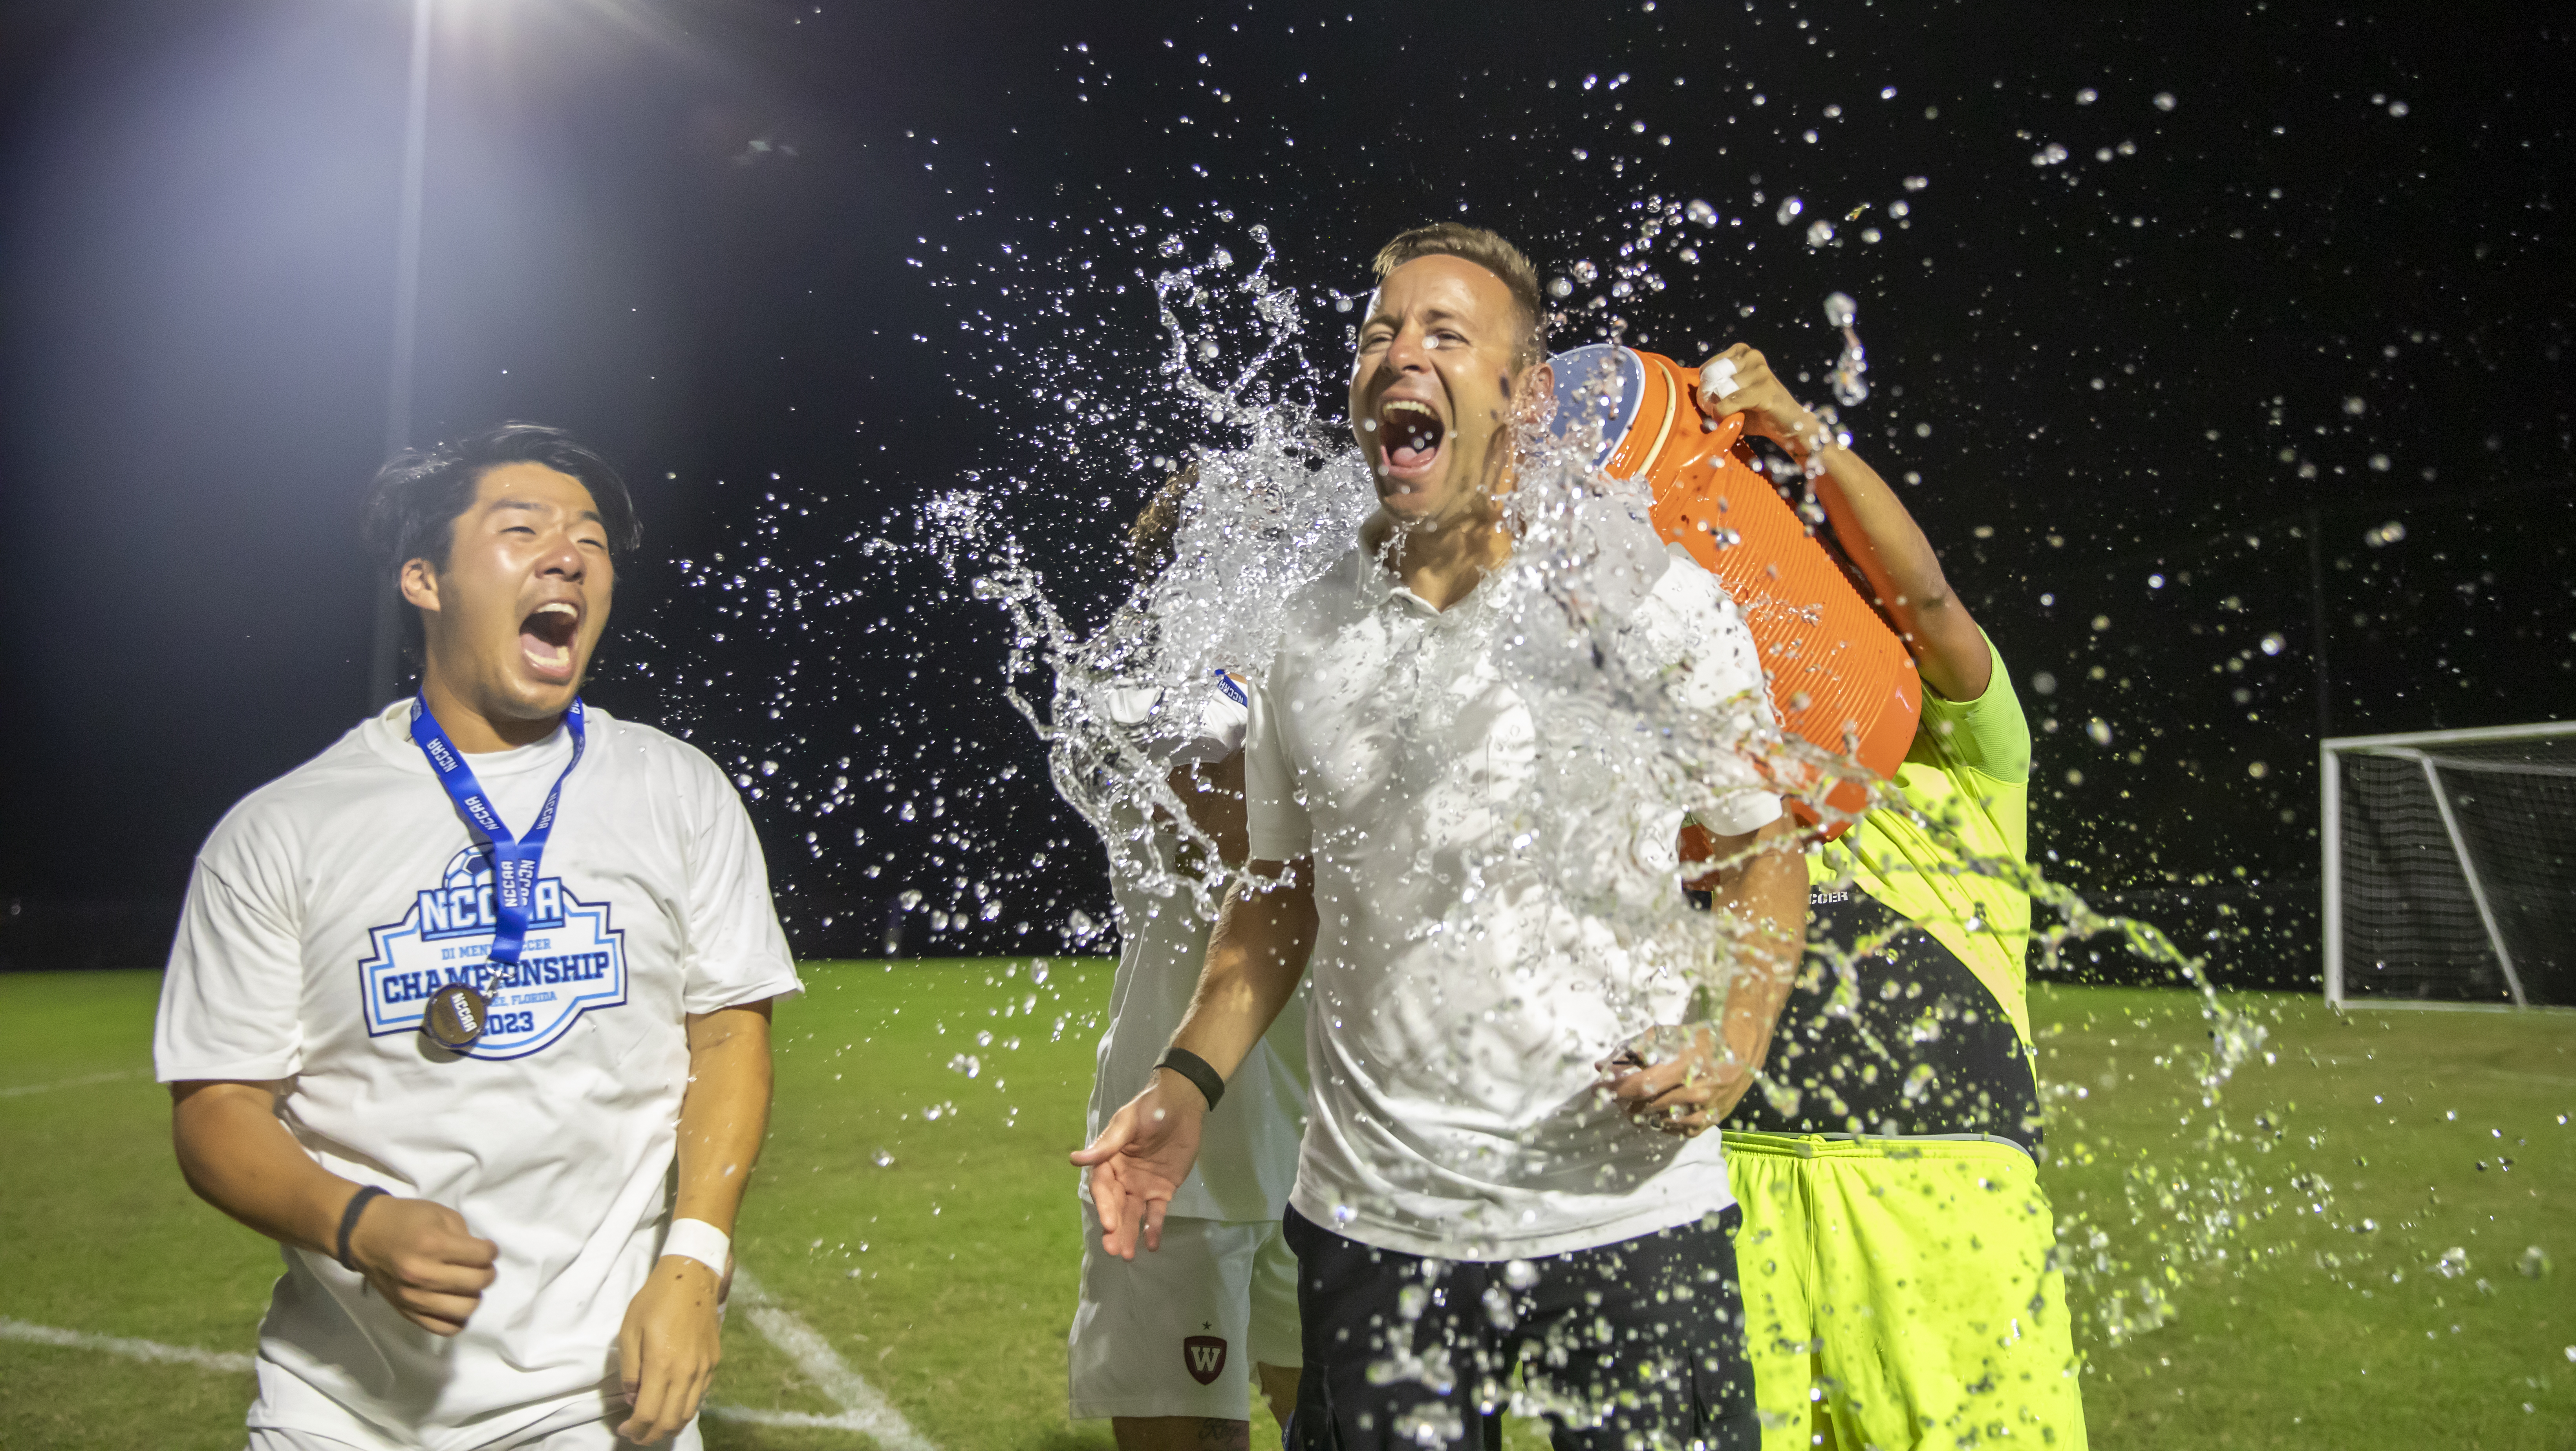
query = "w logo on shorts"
xmin=1182 ymin=1334 xmax=1228 ymax=1385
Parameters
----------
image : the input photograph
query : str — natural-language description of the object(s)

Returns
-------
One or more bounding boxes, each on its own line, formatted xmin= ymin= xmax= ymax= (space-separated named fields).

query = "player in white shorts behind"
xmin=1065 ymin=476 xmax=1308 ymax=1449
xmin=154 ymin=424 xmax=803 ymax=1450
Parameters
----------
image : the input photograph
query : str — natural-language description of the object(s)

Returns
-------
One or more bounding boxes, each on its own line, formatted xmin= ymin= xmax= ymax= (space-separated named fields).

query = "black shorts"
xmin=1283 ymin=1205 xmax=1758 ymax=1451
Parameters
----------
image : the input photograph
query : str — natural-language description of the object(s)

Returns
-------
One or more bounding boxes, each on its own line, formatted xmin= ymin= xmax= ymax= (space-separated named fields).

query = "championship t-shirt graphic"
xmin=358 ymin=842 xmax=628 ymax=1057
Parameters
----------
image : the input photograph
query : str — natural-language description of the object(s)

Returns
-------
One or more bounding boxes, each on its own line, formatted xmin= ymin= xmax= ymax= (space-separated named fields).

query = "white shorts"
xmin=247 ymin=1412 xmax=699 ymax=1451
xmin=1069 ymin=1203 xmax=1301 ymax=1422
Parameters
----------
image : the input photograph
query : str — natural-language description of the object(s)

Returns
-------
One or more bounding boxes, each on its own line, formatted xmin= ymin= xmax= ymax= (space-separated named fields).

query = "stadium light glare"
xmin=368 ymin=0 xmax=436 ymax=710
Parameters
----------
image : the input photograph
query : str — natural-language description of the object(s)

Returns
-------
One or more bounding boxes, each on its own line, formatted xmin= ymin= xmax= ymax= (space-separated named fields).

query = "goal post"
xmin=2322 ymin=721 xmax=2576 ymax=1008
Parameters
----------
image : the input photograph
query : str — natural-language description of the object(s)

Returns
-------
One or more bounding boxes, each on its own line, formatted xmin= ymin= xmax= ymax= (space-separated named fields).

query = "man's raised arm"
xmin=1070 ymin=859 xmax=1317 ymax=1259
xmin=1696 ymin=343 xmax=1991 ymax=701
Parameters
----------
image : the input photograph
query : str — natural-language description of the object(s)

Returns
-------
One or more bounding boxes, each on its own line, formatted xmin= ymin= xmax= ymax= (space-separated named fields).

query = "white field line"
xmin=0 ymin=1271 xmax=927 ymax=1449
xmin=727 ymin=1266 xmax=936 ymax=1450
xmin=0 ymin=1317 xmax=255 ymax=1374
xmin=0 ymin=1069 xmax=142 ymax=1099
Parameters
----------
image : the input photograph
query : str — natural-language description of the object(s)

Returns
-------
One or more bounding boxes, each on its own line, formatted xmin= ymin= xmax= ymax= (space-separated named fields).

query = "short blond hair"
xmin=1370 ymin=223 xmax=1546 ymax=367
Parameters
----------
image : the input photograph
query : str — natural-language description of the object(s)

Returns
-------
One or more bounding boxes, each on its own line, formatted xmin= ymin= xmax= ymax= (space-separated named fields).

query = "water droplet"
xmin=2030 ymin=671 xmax=2057 ymax=696
xmin=2260 ymin=632 xmax=2286 ymax=655
xmin=871 ymin=1148 xmax=895 ymax=1167
xmin=1804 ymin=219 xmax=1836 ymax=247
xmin=1776 ymin=196 xmax=1805 ymax=225
xmin=1685 ymin=199 xmax=1718 ymax=227
xmin=2247 ymin=761 xmax=2269 ymax=779
xmin=1547 ymin=276 xmax=1574 ymax=299
xmin=2518 ymin=1246 xmax=2550 ymax=1279
xmin=2087 ymin=719 xmax=2113 ymax=747
xmin=2076 ymin=87 xmax=2099 ymax=105
xmin=2153 ymin=91 xmax=2177 ymax=111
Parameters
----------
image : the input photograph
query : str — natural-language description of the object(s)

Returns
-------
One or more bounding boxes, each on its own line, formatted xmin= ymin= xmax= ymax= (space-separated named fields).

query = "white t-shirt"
xmin=1248 ymin=544 xmax=1780 ymax=1261
xmin=154 ymin=700 xmax=802 ymax=1450
xmin=1082 ymin=672 xmax=1308 ymax=1224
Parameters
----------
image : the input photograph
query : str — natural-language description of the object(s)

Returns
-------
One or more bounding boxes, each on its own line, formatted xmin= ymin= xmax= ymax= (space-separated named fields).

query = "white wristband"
xmin=661 ymin=1218 xmax=731 ymax=1275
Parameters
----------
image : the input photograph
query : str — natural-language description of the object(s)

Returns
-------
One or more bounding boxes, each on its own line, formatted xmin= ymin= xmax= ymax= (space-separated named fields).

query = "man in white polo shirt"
xmin=155 ymin=424 xmax=802 ymax=1450
xmin=1075 ymin=226 xmax=1807 ymax=1449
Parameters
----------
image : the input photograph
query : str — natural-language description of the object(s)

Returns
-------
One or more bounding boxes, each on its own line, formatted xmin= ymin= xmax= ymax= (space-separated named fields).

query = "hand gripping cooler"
xmin=1545 ymin=344 xmax=1922 ymax=836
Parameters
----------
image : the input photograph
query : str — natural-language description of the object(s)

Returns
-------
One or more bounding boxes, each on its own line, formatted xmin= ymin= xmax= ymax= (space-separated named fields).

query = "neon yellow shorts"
xmin=1723 ymin=1131 xmax=2088 ymax=1450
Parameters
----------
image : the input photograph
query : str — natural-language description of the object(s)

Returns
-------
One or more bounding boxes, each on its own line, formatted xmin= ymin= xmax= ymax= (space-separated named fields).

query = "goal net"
xmin=2324 ymin=721 xmax=2576 ymax=1007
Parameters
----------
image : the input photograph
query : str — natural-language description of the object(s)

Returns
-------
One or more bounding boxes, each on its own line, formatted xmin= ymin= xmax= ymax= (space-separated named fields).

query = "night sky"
xmin=2 ymin=0 xmax=2568 ymax=979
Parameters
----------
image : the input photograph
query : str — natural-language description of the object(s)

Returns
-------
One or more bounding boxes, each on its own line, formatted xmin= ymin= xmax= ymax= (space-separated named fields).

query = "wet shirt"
xmin=1082 ymin=671 xmax=1309 ymax=1223
xmin=1246 ymin=543 xmax=1781 ymax=1261
xmin=1725 ymin=633 xmax=2044 ymax=1147
xmin=1726 ymin=886 xmax=2043 ymax=1147
xmin=154 ymin=701 xmax=802 ymax=1450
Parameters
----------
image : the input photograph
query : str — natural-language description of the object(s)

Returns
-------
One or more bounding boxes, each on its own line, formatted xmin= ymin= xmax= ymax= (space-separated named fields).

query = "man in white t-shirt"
xmin=155 ymin=424 xmax=803 ymax=1451
xmin=1075 ymin=227 xmax=1808 ymax=1450
xmin=1065 ymin=480 xmax=1310 ymax=1448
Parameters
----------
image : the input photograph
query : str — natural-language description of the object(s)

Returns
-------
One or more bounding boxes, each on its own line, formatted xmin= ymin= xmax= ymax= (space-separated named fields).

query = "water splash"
xmin=928 ymin=225 xmax=2340 ymax=1421
xmin=1822 ymin=291 xmax=1868 ymax=407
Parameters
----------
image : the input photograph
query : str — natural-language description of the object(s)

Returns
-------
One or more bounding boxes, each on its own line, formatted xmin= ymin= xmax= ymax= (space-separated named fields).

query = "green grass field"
xmin=2 ymin=966 xmax=2569 ymax=1451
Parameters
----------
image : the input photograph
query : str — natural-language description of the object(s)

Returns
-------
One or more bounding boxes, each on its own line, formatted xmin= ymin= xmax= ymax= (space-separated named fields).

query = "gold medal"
xmin=423 ymin=983 xmax=490 ymax=1051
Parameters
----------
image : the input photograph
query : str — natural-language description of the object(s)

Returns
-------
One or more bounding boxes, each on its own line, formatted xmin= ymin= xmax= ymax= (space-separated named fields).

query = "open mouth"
xmin=1377 ymin=398 xmax=1445 ymax=480
xmin=520 ymin=600 xmax=580 ymax=681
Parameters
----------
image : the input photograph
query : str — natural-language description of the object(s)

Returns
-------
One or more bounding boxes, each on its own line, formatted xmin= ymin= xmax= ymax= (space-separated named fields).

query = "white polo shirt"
xmin=1247 ymin=534 xmax=1780 ymax=1261
xmin=1082 ymin=671 xmax=1308 ymax=1224
xmin=154 ymin=700 xmax=801 ymax=1450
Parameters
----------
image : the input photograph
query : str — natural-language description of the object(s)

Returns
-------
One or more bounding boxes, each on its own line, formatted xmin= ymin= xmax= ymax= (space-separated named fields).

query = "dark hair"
xmin=1128 ymin=465 xmax=1197 ymax=578
xmin=361 ymin=423 xmax=640 ymax=654
xmin=1371 ymin=223 xmax=1547 ymax=367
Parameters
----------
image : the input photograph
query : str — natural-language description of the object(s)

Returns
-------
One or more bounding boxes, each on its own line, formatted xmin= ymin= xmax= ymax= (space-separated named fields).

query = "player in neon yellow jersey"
xmin=1695 ymin=342 xmax=2087 ymax=1451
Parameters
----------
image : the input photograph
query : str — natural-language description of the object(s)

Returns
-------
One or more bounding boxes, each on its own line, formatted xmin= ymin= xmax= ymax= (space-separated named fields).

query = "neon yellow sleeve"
xmin=1916 ymin=633 xmax=2031 ymax=786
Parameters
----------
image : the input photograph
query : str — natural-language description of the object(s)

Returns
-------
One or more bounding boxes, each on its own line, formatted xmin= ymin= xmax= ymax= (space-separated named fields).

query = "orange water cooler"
xmin=1545 ymin=344 xmax=1922 ymax=840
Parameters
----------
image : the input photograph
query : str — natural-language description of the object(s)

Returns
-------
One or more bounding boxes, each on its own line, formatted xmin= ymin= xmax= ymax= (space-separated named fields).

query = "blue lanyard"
xmin=409 ymin=696 xmax=587 ymax=968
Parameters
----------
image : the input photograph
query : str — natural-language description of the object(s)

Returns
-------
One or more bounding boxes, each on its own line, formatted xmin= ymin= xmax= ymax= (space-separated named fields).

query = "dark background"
xmin=2 ymin=0 xmax=2568 ymax=984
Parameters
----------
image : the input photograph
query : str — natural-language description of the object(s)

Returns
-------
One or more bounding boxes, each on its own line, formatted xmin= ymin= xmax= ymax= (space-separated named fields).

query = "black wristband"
xmin=1156 ymin=1047 xmax=1226 ymax=1111
xmin=336 ymin=1185 xmax=388 ymax=1272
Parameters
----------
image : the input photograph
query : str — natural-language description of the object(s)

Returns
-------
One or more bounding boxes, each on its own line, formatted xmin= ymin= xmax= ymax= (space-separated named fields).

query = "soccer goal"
xmin=2322 ymin=721 xmax=2576 ymax=1008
